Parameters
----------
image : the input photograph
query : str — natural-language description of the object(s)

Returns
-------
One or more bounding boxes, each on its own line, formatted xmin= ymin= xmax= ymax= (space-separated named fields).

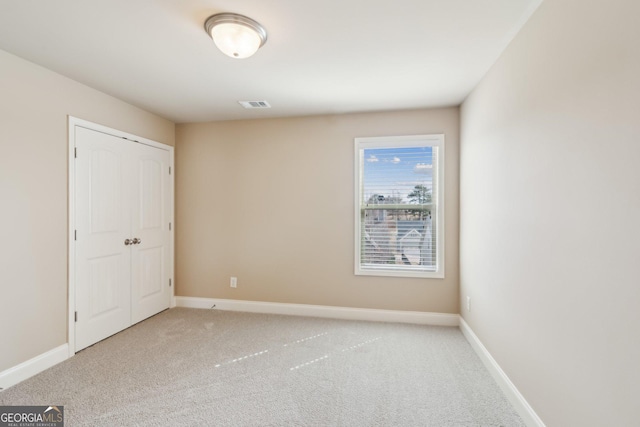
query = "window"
xmin=354 ymin=135 xmax=444 ymax=278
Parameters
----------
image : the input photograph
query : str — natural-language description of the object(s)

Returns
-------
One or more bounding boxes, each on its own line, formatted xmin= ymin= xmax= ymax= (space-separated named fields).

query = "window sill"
xmin=355 ymin=267 xmax=444 ymax=279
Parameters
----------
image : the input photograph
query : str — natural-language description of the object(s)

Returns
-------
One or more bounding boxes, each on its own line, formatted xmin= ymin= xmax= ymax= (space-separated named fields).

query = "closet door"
xmin=74 ymin=124 xmax=172 ymax=352
xmin=75 ymin=127 xmax=133 ymax=351
xmin=130 ymin=143 xmax=172 ymax=323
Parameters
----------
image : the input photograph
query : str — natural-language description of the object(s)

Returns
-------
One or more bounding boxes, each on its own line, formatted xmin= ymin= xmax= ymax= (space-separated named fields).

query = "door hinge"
xmin=169 ymin=222 xmax=172 ymax=231
xmin=74 ymin=230 xmax=77 ymax=241
xmin=74 ymin=147 xmax=77 ymax=158
xmin=169 ymin=166 xmax=172 ymax=175
xmin=169 ymin=279 xmax=172 ymax=287
xmin=74 ymin=311 xmax=78 ymax=322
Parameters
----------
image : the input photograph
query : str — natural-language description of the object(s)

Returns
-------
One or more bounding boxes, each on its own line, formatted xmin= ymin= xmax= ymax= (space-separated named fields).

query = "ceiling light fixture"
xmin=204 ymin=13 xmax=267 ymax=59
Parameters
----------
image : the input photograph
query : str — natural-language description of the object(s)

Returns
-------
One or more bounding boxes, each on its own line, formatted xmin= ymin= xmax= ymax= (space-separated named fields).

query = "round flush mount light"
xmin=204 ymin=13 xmax=267 ymax=59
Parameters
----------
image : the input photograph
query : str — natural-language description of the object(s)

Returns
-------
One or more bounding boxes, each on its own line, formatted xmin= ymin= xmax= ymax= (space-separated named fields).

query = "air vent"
xmin=238 ymin=100 xmax=271 ymax=109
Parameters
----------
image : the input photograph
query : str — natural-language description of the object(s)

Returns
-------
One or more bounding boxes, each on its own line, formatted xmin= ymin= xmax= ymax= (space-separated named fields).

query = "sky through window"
xmin=362 ymin=146 xmax=433 ymax=203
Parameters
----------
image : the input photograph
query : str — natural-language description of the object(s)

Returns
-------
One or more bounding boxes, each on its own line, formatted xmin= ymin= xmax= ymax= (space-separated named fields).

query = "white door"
xmin=75 ymin=127 xmax=132 ymax=351
xmin=74 ymin=127 xmax=172 ymax=351
xmin=131 ymin=143 xmax=172 ymax=324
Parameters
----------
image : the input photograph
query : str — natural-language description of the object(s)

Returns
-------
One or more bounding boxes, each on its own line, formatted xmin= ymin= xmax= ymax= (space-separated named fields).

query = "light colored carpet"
xmin=0 ymin=308 xmax=524 ymax=426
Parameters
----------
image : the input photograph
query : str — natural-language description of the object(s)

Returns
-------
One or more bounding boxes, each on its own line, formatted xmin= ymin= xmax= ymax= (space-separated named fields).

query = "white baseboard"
xmin=459 ymin=318 xmax=545 ymax=427
xmin=0 ymin=344 xmax=69 ymax=391
xmin=175 ymin=296 xmax=459 ymax=326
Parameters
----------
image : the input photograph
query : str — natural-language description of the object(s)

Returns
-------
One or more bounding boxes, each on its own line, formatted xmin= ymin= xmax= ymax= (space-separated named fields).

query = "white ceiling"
xmin=0 ymin=0 xmax=541 ymax=123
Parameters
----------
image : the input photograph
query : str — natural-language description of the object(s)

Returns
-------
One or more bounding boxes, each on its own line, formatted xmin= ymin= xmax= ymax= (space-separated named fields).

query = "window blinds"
xmin=356 ymin=141 xmax=440 ymax=275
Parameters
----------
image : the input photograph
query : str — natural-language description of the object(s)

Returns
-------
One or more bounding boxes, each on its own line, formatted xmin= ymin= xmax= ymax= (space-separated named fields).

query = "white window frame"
xmin=354 ymin=134 xmax=445 ymax=279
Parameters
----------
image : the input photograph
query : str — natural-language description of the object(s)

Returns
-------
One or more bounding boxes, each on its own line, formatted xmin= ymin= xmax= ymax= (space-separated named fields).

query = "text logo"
xmin=0 ymin=406 xmax=64 ymax=427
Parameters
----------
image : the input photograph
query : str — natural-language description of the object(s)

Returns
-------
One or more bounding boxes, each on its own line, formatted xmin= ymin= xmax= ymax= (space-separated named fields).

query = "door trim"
xmin=68 ymin=116 xmax=175 ymax=356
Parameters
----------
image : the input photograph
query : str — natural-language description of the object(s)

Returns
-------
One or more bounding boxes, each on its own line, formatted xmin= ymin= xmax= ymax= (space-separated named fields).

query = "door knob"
xmin=124 ymin=238 xmax=131 ymax=246
xmin=132 ymin=238 xmax=141 ymax=245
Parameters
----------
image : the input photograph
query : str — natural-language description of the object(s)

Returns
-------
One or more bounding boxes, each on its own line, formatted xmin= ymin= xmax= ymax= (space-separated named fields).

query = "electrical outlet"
xmin=230 ymin=277 xmax=237 ymax=288
xmin=466 ymin=296 xmax=471 ymax=311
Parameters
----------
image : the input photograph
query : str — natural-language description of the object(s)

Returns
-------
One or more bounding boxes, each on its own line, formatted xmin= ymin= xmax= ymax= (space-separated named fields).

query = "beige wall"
xmin=460 ymin=0 xmax=640 ymax=425
xmin=176 ymin=108 xmax=459 ymax=313
xmin=0 ymin=49 xmax=174 ymax=372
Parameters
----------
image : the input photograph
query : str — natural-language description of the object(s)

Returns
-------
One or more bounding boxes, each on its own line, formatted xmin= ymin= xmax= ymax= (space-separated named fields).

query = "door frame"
xmin=68 ymin=116 xmax=175 ymax=357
